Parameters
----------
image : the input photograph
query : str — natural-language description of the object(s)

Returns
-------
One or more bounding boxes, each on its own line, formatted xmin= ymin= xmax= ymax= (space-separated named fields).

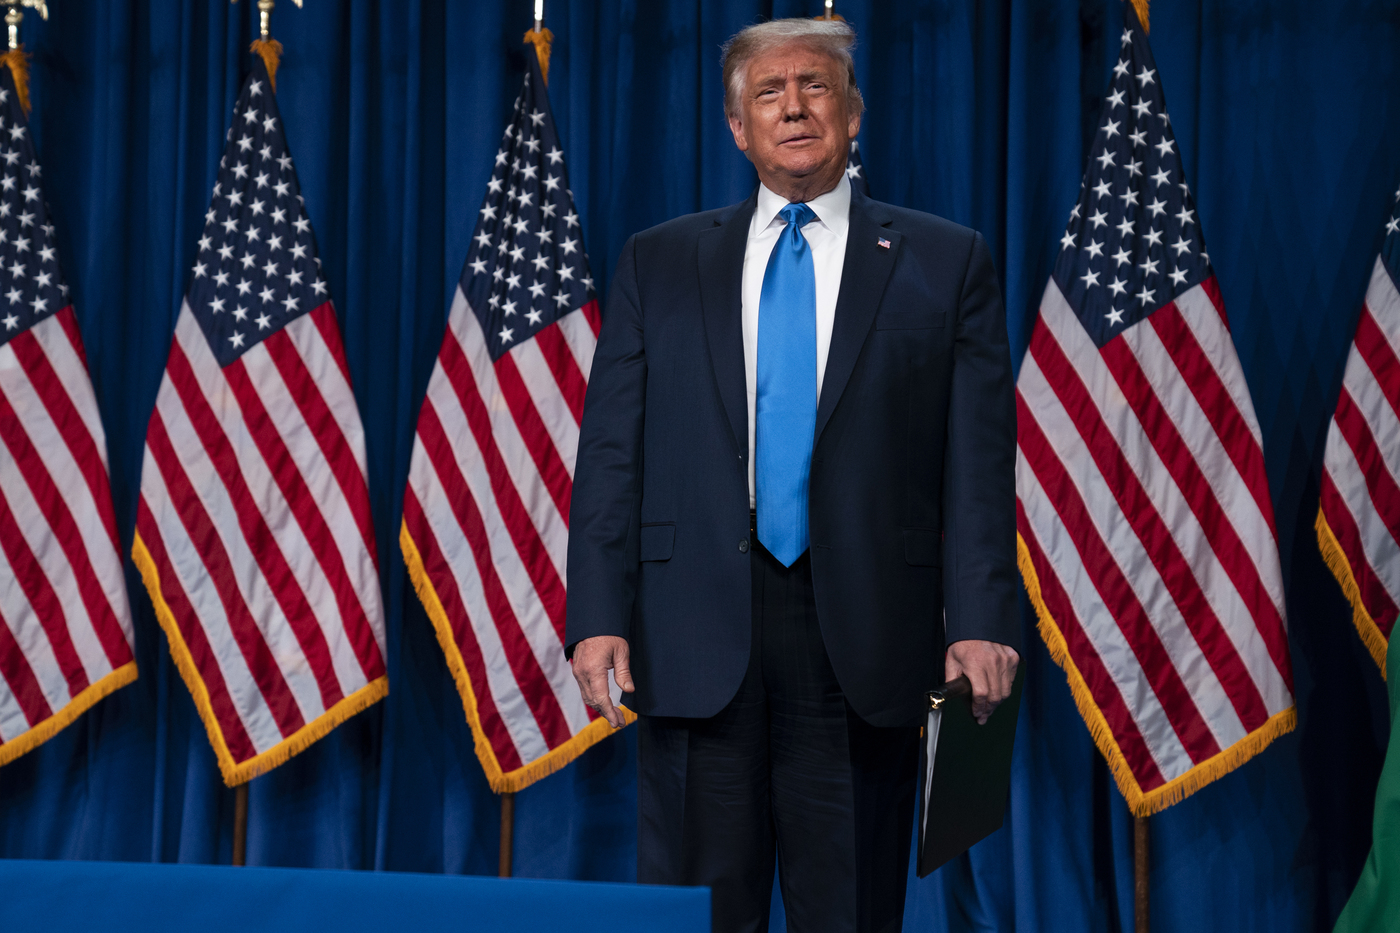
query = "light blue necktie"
xmin=756 ymin=202 xmax=818 ymax=567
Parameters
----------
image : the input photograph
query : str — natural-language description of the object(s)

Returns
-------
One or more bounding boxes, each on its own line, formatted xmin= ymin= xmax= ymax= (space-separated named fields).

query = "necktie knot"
xmin=779 ymin=202 xmax=817 ymax=230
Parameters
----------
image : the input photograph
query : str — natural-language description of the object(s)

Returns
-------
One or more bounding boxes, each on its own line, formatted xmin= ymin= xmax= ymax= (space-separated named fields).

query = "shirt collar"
xmin=753 ymin=172 xmax=851 ymax=238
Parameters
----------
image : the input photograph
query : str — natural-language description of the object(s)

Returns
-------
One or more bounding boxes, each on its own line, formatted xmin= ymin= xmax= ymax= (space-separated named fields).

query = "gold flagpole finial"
xmin=523 ymin=0 xmax=553 ymax=86
xmin=1 ymin=1 xmax=46 ymax=53
xmin=0 ymin=0 xmax=42 ymax=112
xmin=232 ymin=0 xmax=302 ymax=92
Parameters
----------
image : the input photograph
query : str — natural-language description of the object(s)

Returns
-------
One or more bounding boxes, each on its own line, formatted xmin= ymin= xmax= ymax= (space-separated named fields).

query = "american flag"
xmin=131 ymin=59 xmax=387 ymax=786
xmin=1316 ymin=192 xmax=1400 ymax=675
xmin=0 ymin=68 xmax=136 ymax=766
xmin=1014 ymin=7 xmax=1295 ymax=816
xmin=400 ymin=46 xmax=620 ymax=794
xmin=846 ymin=139 xmax=870 ymax=197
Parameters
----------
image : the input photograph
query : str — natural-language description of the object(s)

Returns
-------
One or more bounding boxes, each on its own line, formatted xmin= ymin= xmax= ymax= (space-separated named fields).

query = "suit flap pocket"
xmin=903 ymin=529 xmax=941 ymax=567
xmin=639 ymin=523 xmax=676 ymax=562
xmin=875 ymin=310 xmax=947 ymax=330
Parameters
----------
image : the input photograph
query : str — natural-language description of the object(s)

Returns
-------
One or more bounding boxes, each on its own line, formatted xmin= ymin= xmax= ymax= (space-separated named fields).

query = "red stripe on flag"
xmin=403 ymin=489 xmax=525 ymax=773
xmin=265 ymin=309 xmax=378 ymax=565
xmin=1198 ymin=277 xmax=1232 ymax=331
xmin=144 ymin=409 xmax=307 ymax=737
xmin=531 ymin=322 xmax=589 ymax=426
xmin=1099 ymin=335 xmax=1294 ymax=687
xmin=9 ymin=327 xmax=122 ymax=555
xmin=1355 ymin=306 xmax=1400 ymax=418
xmin=136 ymin=498 xmax=259 ymax=762
xmin=1333 ymin=388 xmax=1400 ymax=548
xmin=0 ymin=488 xmax=88 ymax=700
xmin=1320 ymin=471 xmax=1400 ymax=636
xmin=1018 ymin=501 xmax=1166 ymax=789
xmin=1147 ymin=302 xmax=1277 ymax=538
xmin=438 ymin=334 xmax=568 ymax=637
xmin=166 ymin=343 xmax=345 ymax=712
xmin=493 ymin=350 xmax=573 ymax=525
xmin=1017 ymin=393 xmax=1223 ymax=762
xmin=415 ymin=399 xmax=572 ymax=749
xmin=307 ymin=301 xmax=355 ymax=394
xmin=224 ymin=358 xmax=385 ymax=682
xmin=54 ymin=306 xmax=89 ymax=369
xmin=0 ymin=603 xmax=54 ymax=730
xmin=0 ymin=388 xmax=130 ymax=671
xmin=580 ymin=298 xmax=601 ymax=338
xmin=1029 ymin=328 xmax=1270 ymax=730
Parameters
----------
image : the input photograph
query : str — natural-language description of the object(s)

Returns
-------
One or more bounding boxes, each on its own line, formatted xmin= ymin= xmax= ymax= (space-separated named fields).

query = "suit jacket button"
xmin=738 ymin=539 xmax=749 ymax=553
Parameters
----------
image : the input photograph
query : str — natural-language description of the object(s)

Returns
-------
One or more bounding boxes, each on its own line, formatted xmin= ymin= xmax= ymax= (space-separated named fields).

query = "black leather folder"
xmin=917 ymin=666 xmax=1025 ymax=877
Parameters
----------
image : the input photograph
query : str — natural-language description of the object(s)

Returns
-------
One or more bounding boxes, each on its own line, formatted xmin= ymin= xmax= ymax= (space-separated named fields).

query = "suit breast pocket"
xmin=875 ymin=310 xmax=947 ymax=330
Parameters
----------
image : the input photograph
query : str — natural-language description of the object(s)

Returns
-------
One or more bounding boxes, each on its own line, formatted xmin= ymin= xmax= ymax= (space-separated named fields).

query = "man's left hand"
xmin=945 ymin=640 xmax=1019 ymax=725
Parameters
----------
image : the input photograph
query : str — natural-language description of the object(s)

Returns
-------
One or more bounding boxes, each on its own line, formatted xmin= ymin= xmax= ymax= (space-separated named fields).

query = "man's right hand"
xmin=570 ymin=635 xmax=634 ymax=728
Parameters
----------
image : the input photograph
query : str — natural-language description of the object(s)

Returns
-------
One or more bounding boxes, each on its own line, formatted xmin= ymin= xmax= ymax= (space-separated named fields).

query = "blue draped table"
xmin=0 ymin=859 xmax=709 ymax=932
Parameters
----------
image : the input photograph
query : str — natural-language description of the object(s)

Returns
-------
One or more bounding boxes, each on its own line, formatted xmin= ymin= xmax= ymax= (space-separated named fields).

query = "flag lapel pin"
xmin=877 ymin=237 xmax=891 ymax=249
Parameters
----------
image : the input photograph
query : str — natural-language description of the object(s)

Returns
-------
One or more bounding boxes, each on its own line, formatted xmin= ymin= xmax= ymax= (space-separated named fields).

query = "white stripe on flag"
xmin=409 ymin=428 xmax=553 ymax=760
xmin=29 ymin=315 xmax=112 ymax=472
xmin=140 ymin=439 xmax=286 ymax=753
xmin=555 ymin=305 xmax=598 ymax=383
xmin=282 ymin=310 xmax=371 ymax=480
xmin=1015 ymin=446 xmax=1191 ymax=780
xmin=240 ymin=337 xmax=384 ymax=677
xmin=1172 ymin=286 xmax=1266 ymax=450
xmin=1018 ymin=351 xmax=1247 ymax=748
xmin=0 ymin=507 xmax=73 ymax=715
xmin=452 ymin=293 xmax=569 ymax=579
xmin=423 ymin=350 xmax=587 ymax=732
xmin=509 ymin=331 xmax=582 ymax=485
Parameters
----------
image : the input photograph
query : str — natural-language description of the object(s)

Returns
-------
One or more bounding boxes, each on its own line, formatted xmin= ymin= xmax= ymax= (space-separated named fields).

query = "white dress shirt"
xmin=742 ymin=174 xmax=851 ymax=507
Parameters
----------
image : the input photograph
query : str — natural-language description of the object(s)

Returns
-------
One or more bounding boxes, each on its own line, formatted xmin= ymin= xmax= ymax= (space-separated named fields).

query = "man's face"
xmin=728 ymin=42 xmax=860 ymax=194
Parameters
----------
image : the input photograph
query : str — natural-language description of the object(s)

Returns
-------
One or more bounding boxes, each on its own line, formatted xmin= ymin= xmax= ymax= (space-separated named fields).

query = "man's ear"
xmin=728 ymin=112 xmax=749 ymax=153
xmin=847 ymin=110 xmax=861 ymax=141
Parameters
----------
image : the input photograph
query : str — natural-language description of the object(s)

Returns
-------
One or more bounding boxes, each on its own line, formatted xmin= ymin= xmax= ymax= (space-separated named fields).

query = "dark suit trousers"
xmin=636 ymin=539 xmax=920 ymax=933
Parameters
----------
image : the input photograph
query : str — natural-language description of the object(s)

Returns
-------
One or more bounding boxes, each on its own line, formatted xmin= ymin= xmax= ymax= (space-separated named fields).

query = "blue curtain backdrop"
xmin=0 ymin=1 xmax=1395 ymax=930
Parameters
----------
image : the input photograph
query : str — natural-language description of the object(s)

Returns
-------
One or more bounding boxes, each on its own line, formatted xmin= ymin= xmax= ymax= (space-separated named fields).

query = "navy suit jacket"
xmin=565 ymin=187 xmax=1019 ymax=728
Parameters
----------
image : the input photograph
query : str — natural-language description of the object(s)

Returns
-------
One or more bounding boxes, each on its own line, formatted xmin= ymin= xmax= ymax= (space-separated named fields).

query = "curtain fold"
xmin=2 ymin=1 xmax=1396 ymax=930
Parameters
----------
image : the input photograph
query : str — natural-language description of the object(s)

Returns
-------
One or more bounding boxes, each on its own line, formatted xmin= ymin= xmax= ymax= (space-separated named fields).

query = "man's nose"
xmin=780 ymin=81 xmax=806 ymax=119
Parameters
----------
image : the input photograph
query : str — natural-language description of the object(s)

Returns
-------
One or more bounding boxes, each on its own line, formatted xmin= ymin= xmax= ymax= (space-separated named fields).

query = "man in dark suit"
xmin=565 ymin=17 xmax=1020 ymax=933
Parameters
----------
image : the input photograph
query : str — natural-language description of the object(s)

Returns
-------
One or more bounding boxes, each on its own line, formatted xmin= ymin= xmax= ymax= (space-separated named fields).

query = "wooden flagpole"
xmin=232 ymin=783 xmax=249 ymax=866
xmin=1134 ymin=815 xmax=1149 ymax=932
xmin=498 ymin=792 xmax=516 ymax=877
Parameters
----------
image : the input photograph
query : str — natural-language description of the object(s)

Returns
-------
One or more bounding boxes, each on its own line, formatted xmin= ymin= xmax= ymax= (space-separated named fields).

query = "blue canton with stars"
xmin=1053 ymin=6 xmax=1211 ymax=348
xmin=846 ymin=139 xmax=870 ymax=198
xmin=464 ymin=48 xmax=594 ymax=361
xmin=1382 ymin=184 xmax=1400 ymax=285
xmin=0 ymin=68 xmax=71 ymax=348
xmin=187 ymin=59 xmax=329 ymax=368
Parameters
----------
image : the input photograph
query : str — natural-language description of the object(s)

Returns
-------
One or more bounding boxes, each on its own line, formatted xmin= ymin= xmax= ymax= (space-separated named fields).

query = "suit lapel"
xmin=815 ymin=190 xmax=900 ymax=444
xmin=699 ymin=192 xmax=758 ymax=453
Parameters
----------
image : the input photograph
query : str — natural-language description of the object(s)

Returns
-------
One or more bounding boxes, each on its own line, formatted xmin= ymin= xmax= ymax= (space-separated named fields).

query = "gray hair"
xmin=720 ymin=19 xmax=865 ymax=119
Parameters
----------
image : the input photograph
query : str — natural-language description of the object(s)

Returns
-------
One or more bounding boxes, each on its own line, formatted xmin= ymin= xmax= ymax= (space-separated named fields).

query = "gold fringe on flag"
xmin=251 ymin=38 xmax=283 ymax=92
xmin=1316 ymin=508 xmax=1390 ymax=677
xmin=1017 ymin=533 xmax=1296 ymax=816
xmin=0 ymin=47 xmax=30 ymax=114
xmin=1131 ymin=0 xmax=1150 ymax=33
xmin=400 ymin=520 xmax=636 ymax=794
xmin=523 ymin=27 xmax=553 ymax=86
xmin=133 ymin=532 xmax=389 ymax=786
